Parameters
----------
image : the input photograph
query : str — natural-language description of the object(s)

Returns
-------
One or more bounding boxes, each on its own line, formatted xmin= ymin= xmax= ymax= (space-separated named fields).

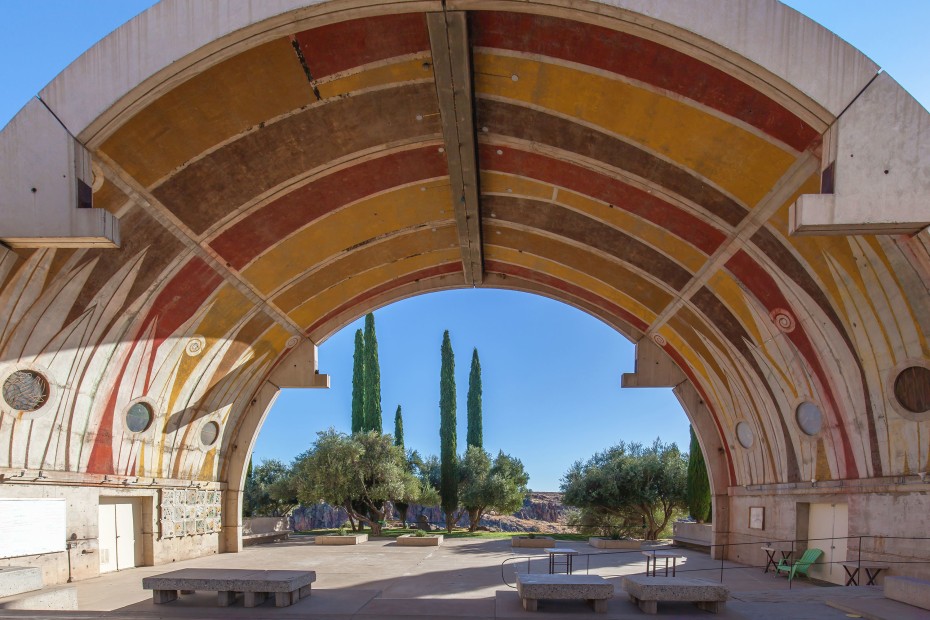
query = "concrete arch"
xmin=1 ymin=0 xmax=929 ymax=582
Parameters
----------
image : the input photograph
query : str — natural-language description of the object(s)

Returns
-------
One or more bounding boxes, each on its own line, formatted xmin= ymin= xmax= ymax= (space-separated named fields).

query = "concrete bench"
xmin=516 ymin=573 xmax=613 ymax=613
xmin=622 ymin=575 xmax=728 ymax=615
xmin=142 ymin=568 xmax=315 ymax=608
xmin=242 ymin=530 xmax=291 ymax=546
xmin=885 ymin=576 xmax=930 ymax=611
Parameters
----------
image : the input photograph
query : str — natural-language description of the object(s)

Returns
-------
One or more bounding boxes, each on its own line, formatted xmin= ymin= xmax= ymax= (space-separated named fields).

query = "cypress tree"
xmin=363 ymin=313 xmax=382 ymax=433
xmin=439 ymin=330 xmax=458 ymax=531
xmin=466 ymin=348 xmax=483 ymax=449
xmin=394 ymin=405 xmax=404 ymax=448
xmin=351 ymin=329 xmax=366 ymax=434
xmin=686 ymin=425 xmax=712 ymax=522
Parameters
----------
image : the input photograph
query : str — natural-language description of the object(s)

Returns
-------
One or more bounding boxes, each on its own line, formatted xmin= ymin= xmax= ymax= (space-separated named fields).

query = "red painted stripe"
xmin=306 ymin=263 xmax=464 ymax=334
xmin=86 ymin=258 xmax=223 ymax=474
xmin=483 ymin=145 xmax=726 ymax=255
xmin=725 ymin=250 xmax=859 ymax=478
xmin=294 ymin=13 xmax=430 ymax=79
xmin=472 ymin=11 xmax=818 ymax=152
xmin=485 ymin=260 xmax=649 ymax=332
xmin=211 ymin=147 xmax=449 ymax=270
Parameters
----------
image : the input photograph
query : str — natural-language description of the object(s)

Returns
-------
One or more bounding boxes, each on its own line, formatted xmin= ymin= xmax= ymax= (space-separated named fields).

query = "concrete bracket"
xmin=269 ymin=339 xmax=330 ymax=389
xmin=0 ymin=99 xmax=119 ymax=248
xmin=790 ymin=72 xmax=930 ymax=236
xmin=621 ymin=338 xmax=686 ymax=388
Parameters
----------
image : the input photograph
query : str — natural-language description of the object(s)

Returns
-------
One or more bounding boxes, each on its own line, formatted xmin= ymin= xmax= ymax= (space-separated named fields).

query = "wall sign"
xmin=0 ymin=498 xmax=66 ymax=559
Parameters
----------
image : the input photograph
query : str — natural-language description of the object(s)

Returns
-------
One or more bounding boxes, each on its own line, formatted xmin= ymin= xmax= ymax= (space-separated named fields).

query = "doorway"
xmin=98 ymin=497 xmax=142 ymax=573
xmin=807 ymin=502 xmax=848 ymax=584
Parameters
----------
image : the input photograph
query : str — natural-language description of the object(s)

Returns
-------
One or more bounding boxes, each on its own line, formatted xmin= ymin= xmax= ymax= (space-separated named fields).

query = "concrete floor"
xmin=0 ymin=536 xmax=918 ymax=619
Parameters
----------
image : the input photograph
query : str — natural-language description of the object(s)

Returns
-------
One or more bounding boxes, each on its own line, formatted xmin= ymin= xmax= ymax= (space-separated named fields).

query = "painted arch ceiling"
xmin=1 ymin=1 xmax=929 ymax=491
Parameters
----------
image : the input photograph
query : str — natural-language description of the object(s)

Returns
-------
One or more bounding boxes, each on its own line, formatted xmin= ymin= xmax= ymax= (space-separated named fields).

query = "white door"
xmin=97 ymin=502 xmax=118 ymax=573
xmin=808 ymin=502 xmax=848 ymax=584
xmin=98 ymin=498 xmax=141 ymax=573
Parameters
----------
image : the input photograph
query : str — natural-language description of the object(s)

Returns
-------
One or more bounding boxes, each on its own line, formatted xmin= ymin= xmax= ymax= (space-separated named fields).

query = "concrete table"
xmin=545 ymin=548 xmax=579 ymax=574
xmin=142 ymin=568 xmax=316 ymax=607
xmin=840 ymin=561 xmax=890 ymax=586
xmin=516 ymin=573 xmax=613 ymax=613
xmin=642 ymin=550 xmax=684 ymax=577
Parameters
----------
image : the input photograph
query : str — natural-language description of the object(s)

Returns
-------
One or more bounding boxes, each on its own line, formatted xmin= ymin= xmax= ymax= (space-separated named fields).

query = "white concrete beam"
xmin=428 ymin=11 xmax=483 ymax=285
xmin=621 ymin=338 xmax=686 ymax=388
xmin=791 ymin=72 xmax=930 ymax=236
xmin=0 ymin=100 xmax=119 ymax=248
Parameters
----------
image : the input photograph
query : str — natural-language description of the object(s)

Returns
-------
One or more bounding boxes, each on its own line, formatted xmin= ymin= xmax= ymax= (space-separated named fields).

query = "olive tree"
xmin=293 ymin=429 xmax=426 ymax=535
xmin=561 ymin=439 xmax=687 ymax=540
xmin=459 ymin=446 xmax=530 ymax=532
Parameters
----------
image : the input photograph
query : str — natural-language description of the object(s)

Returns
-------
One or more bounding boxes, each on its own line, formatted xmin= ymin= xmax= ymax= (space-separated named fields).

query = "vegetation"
xmin=458 ymin=446 xmax=530 ymax=531
xmin=394 ymin=405 xmax=404 ymax=447
xmin=363 ymin=313 xmax=382 ymax=433
xmin=686 ymin=425 xmax=712 ymax=523
xmin=561 ymin=439 xmax=687 ymax=540
xmin=293 ymin=429 xmax=430 ymax=536
xmin=439 ymin=330 xmax=458 ymax=532
xmin=466 ymin=348 xmax=483 ymax=449
xmin=393 ymin=405 xmax=409 ymax=527
xmin=243 ymin=458 xmax=299 ymax=517
xmin=351 ymin=329 xmax=366 ymax=434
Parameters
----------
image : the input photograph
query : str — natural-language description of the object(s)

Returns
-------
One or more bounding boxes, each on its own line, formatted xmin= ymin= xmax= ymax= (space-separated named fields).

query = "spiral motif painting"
xmin=769 ymin=309 xmax=796 ymax=333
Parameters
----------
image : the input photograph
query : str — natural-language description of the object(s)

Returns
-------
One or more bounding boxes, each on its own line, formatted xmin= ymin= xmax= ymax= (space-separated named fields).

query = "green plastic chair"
xmin=775 ymin=548 xmax=823 ymax=582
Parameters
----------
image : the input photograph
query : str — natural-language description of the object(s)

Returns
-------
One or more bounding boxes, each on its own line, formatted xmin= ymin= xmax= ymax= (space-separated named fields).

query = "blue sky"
xmin=2 ymin=1 xmax=928 ymax=491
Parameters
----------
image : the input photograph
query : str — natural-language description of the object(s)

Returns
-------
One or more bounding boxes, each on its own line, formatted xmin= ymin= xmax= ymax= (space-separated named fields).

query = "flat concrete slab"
xmin=0 ymin=566 xmax=43 ymax=598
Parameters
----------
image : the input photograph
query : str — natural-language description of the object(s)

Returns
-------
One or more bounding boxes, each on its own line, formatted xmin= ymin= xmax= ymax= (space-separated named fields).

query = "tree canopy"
xmin=243 ymin=458 xmax=299 ymax=517
xmin=561 ymin=439 xmax=687 ymax=540
xmin=351 ymin=329 xmax=365 ymax=434
xmin=459 ymin=446 xmax=529 ymax=531
xmin=439 ymin=330 xmax=457 ymax=531
xmin=293 ymin=429 xmax=426 ymax=535
xmin=363 ymin=313 xmax=382 ymax=433
xmin=466 ymin=348 xmax=483 ymax=449
xmin=686 ymin=425 xmax=712 ymax=523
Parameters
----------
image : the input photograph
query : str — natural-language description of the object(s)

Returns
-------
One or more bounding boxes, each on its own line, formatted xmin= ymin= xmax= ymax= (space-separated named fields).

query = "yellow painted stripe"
xmin=475 ymin=54 xmax=795 ymax=206
xmin=243 ymin=181 xmax=454 ymax=295
xmin=485 ymin=245 xmax=658 ymax=324
xmin=289 ymin=248 xmax=461 ymax=328
xmin=317 ymin=57 xmax=434 ymax=99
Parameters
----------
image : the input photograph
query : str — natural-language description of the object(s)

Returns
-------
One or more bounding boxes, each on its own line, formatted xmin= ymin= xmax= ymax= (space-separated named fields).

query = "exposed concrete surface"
xmin=0 ymin=537 xmax=896 ymax=619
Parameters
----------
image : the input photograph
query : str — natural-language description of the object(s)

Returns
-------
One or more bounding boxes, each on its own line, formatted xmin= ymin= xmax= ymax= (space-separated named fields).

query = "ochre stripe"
xmin=274 ymin=225 xmax=459 ymax=313
xmin=317 ymin=57 xmax=434 ymax=99
xmin=211 ymin=146 xmax=449 ymax=269
xmin=475 ymin=53 xmax=796 ymax=206
xmin=242 ymin=182 xmax=456 ymax=295
xmin=471 ymin=11 xmax=819 ymax=152
xmin=482 ymin=145 xmax=726 ymax=255
xmin=101 ymin=38 xmax=313 ymax=186
xmin=288 ymin=249 xmax=461 ymax=328
xmin=306 ymin=263 xmax=464 ymax=335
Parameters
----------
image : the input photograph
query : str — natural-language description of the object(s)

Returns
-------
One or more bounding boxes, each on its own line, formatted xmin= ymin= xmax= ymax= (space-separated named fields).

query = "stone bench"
xmin=622 ymin=575 xmax=728 ymax=615
xmin=885 ymin=576 xmax=930 ymax=611
xmin=516 ymin=573 xmax=613 ymax=613
xmin=142 ymin=568 xmax=315 ymax=608
xmin=242 ymin=530 xmax=291 ymax=546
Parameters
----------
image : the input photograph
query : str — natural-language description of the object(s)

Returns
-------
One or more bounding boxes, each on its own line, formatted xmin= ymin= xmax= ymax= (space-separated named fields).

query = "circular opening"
xmin=795 ymin=401 xmax=823 ymax=436
xmin=894 ymin=366 xmax=930 ymax=414
xmin=736 ymin=421 xmax=754 ymax=449
xmin=125 ymin=401 xmax=154 ymax=433
xmin=3 ymin=370 xmax=50 ymax=412
xmin=200 ymin=421 xmax=220 ymax=446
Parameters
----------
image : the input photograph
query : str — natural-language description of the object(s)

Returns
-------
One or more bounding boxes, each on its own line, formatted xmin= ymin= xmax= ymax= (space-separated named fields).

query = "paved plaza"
xmin=2 ymin=537 xmax=917 ymax=619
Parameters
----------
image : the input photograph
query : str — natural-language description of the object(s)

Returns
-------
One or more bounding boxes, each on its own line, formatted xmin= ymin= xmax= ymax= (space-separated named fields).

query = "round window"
xmin=125 ymin=401 xmax=153 ymax=433
xmin=736 ymin=421 xmax=754 ymax=449
xmin=795 ymin=401 xmax=823 ymax=436
xmin=3 ymin=370 xmax=50 ymax=412
xmin=200 ymin=421 xmax=220 ymax=446
xmin=894 ymin=366 xmax=930 ymax=414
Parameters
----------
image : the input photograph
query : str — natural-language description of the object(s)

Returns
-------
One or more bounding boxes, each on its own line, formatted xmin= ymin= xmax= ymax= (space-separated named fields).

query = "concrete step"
xmin=0 ymin=584 xmax=78 ymax=611
xmin=0 ymin=566 xmax=43 ymax=598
